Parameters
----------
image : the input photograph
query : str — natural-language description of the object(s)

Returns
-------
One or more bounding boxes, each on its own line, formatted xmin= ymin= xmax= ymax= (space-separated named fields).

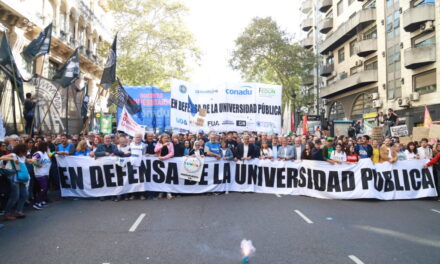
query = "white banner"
xmin=56 ymin=156 xmax=437 ymax=200
xmin=117 ymin=107 xmax=146 ymax=137
xmin=170 ymin=79 xmax=282 ymax=133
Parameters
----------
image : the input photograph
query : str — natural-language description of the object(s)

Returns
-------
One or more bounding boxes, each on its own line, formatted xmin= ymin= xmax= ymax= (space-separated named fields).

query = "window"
xmin=48 ymin=60 xmax=59 ymax=79
xmin=326 ymin=11 xmax=334 ymax=19
xmin=350 ymin=66 xmax=359 ymax=75
xmin=338 ymin=47 xmax=345 ymax=63
xmin=351 ymin=93 xmax=375 ymax=120
xmin=386 ymin=15 xmax=393 ymax=40
xmin=337 ymin=0 xmax=344 ymax=16
xmin=414 ymin=70 xmax=436 ymax=95
xmin=413 ymin=33 xmax=436 ymax=47
xmin=412 ymin=0 xmax=436 ymax=8
xmin=349 ymin=39 xmax=357 ymax=57
xmin=363 ymin=26 xmax=377 ymax=40
xmin=387 ymin=79 xmax=402 ymax=99
xmin=363 ymin=0 xmax=377 ymax=9
xmin=364 ymin=57 xmax=378 ymax=70
xmin=329 ymin=101 xmax=345 ymax=120
xmin=349 ymin=0 xmax=355 ymax=5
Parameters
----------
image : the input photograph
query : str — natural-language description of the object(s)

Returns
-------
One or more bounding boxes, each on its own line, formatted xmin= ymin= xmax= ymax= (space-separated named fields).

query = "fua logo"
xmin=226 ymin=85 xmax=253 ymax=95
xmin=176 ymin=118 xmax=187 ymax=125
xmin=208 ymin=121 xmax=219 ymax=126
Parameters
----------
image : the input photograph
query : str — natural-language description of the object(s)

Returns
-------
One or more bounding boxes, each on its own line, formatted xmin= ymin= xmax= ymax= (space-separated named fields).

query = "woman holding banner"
xmin=424 ymin=144 xmax=440 ymax=200
xmin=155 ymin=134 xmax=175 ymax=200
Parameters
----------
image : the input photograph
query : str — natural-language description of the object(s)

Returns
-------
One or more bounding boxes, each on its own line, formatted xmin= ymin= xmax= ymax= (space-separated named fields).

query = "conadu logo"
xmin=226 ymin=85 xmax=253 ymax=95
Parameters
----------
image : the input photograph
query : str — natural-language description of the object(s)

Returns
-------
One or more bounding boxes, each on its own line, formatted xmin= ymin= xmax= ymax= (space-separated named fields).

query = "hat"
xmin=326 ymin=137 xmax=334 ymax=141
xmin=315 ymin=139 xmax=322 ymax=145
xmin=198 ymin=130 xmax=204 ymax=134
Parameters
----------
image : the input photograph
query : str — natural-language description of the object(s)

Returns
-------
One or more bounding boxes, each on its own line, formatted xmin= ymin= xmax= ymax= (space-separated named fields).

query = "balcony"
xmin=302 ymin=37 xmax=314 ymax=49
xmin=301 ymin=0 xmax=313 ymax=13
xmin=319 ymin=0 xmax=332 ymax=13
xmin=404 ymin=44 xmax=436 ymax=69
xmin=320 ymin=63 xmax=334 ymax=77
xmin=355 ymin=38 xmax=377 ymax=57
xmin=319 ymin=8 xmax=376 ymax=55
xmin=321 ymin=70 xmax=378 ymax=98
xmin=319 ymin=17 xmax=333 ymax=34
xmin=301 ymin=18 xmax=313 ymax=32
xmin=402 ymin=5 xmax=435 ymax=32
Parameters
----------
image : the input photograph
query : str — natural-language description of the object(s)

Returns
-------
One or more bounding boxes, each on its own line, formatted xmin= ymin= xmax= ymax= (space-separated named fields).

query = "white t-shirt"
xmin=330 ymin=151 xmax=347 ymax=162
xmin=130 ymin=142 xmax=145 ymax=167
xmin=243 ymin=144 xmax=249 ymax=158
xmin=404 ymin=150 xmax=418 ymax=160
xmin=417 ymin=146 xmax=432 ymax=159
xmin=295 ymin=146 xmax=302 ymax=161
xmin=33 ymin=151 xmax=51 ymax=177
xmin=260 ymin=148 xmax=273 ymax=157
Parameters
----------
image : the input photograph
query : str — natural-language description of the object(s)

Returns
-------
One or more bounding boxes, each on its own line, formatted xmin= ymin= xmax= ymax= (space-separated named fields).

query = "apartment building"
xmin=301 ymin=0 xmax=439 ymax=134
xmin=0 ymin=0 xmax=113 ymax=134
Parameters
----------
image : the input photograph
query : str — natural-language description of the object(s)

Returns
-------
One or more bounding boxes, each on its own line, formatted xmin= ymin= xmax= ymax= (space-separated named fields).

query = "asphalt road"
xmin=1 ymin=193 xmax=440 ymax=264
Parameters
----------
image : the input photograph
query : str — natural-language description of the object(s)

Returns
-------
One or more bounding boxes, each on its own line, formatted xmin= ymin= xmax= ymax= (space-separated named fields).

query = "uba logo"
xmin=207 ymin=121 xmax=219 ymax=126
xmin=176 ymin=118 xmax=187 ymax=125
xmin=226 ymin=85 xmax=252 ymax=95
xmin=179 ymin=84 xmax=187 ymax=94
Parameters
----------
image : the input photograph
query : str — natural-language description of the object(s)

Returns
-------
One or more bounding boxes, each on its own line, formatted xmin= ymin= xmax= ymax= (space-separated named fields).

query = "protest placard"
xmin=428 ymin=125 xmax=440 ymax=139
xmin=412 ymin=127 xmax=430 ymax=142
xmin=390 ymin=125 xmax=409 ymax=137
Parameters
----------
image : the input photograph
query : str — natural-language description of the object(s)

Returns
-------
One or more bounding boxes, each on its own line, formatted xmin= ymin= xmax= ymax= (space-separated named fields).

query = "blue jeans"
xmin=5 ymin=178 xmax=28 ymax=214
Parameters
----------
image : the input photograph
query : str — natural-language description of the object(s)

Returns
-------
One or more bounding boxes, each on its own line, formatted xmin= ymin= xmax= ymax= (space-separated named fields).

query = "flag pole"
xmin=36 ymin=84 xmax=61 ymax=133
xmin=80 ymin=84 xmax=103 ymax=134
xmin=29 ymin=54 xmax=46 ymax=135
xmin=11 ymin=80 xmax=17 ymax=133
xmin=65 ymin=84 xmax=69 ymax=134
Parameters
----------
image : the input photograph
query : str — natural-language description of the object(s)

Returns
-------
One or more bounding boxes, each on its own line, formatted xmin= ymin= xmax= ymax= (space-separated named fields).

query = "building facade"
xmin=0 ymin=0 xmax=113 ymax=134
xmin=300 ymin=0 xmax=439 ymax=134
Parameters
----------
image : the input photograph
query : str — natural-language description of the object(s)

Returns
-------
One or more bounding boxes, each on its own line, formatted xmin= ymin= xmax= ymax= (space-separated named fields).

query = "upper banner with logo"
xmin=117 ymin=85 xmax=170 ymax=133
xmin=56 ymin=156 xmax=437 ymax=200
xmin=170 ymin=79 xmax=282 ymax=133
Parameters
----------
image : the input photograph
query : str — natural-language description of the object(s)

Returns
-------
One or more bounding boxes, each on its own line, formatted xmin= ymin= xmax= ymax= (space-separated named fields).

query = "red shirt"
xmin=427 ymin=152 xmax=440 ymax=167
xmin=347 ymin=154 xmax=358 ymax=163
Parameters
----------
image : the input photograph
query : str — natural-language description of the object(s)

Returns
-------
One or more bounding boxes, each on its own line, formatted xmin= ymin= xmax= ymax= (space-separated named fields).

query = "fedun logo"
xmin=259 ymin=87 xmax=276 ymax=96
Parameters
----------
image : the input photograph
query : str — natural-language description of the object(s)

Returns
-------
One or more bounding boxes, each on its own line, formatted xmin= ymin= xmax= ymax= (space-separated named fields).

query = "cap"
xmin=326 ymin=137 xmax=334 ymax=141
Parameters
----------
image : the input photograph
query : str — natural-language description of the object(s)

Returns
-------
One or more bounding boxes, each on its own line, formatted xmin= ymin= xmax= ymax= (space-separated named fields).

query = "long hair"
xmin=406 ymin=142 xmax=417 ymax=154
xmin=12 ymin=143 xmax=27 ymax=157
xmin=36 ymin=141 xmax=49 ymax=153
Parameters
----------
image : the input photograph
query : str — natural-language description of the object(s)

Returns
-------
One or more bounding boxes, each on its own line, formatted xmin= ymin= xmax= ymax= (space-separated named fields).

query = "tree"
xmin=229 ymin=17 xmax=315 ymax=111
xmin=107 ymin=0 xmax=200 ymax=90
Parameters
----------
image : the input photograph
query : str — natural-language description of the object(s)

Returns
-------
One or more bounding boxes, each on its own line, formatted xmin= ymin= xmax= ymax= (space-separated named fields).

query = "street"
xmin=1 ymin=193 xmax=440 ymax=264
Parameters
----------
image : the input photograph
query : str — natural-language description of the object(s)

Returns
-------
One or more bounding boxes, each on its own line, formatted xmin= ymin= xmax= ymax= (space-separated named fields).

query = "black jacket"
xmin=236 ymin=143 xmax=259 ymax=159
xmin=189 ymin=148 xmax=204 ymax=156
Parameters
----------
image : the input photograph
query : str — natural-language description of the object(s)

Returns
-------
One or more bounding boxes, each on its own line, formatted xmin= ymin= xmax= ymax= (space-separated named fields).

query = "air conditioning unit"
xmin=372 ymin=92 xmax=379 ymax=100
xmin=355 ymin=60 xmax=363 ymax=66
xmin=420 ymin=21 xmax=435 ymax=32
xmin=410 ymin=92 xmax=420 ymax=101
xmin=398 ymin=97 xmax=410 ymax=107
xmin=322 ymin=98 xmax=329 ymax=105
xmin=373 ymin=100 xmax=382 ymax=108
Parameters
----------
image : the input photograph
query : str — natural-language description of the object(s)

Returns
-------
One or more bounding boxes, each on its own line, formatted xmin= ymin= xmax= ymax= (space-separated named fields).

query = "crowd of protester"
xmin=0 ymin=129 xmax=439 ymax=229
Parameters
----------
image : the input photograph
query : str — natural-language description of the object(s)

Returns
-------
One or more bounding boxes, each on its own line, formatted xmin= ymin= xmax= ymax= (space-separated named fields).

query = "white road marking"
xmin=348 ymin=255 xmax=365 ymax=264
xmin=431 ymin=209 xmax=440 ymax=214
xmin=294 ymin=210 xmax=313 ymax=224
xmin=356 ymin=225 xmax=440 ymax=248
xmin=275 ymin=194 xmax=282 ymax=198
xmin=129 ymin=213 xmax=146 ymax=232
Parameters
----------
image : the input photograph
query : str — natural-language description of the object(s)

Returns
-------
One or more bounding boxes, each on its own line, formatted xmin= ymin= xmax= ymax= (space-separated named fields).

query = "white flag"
xmin=117 ymin=107 xmax=146 ymax=137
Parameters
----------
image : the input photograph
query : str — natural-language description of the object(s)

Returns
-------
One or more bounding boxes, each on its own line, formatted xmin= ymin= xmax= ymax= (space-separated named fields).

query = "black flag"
xmin=0 ymin=34 xmax=24 ymax=101
xmin=81 ymin=82 xmax=89 ymax=124
xmin=23 ymin=23 xmax=52 ymax=58
xmin=117 ymin=79 xmax=141 ymax=115
xmin=53 ymin=49 xmax=80 ymax=88
xmin=100 ymin=35 xmax=117 ymax=89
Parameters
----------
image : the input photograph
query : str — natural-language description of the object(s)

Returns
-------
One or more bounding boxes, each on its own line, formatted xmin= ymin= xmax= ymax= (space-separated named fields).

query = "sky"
xmin=183 ymin=0 xmax=303 ymax=87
